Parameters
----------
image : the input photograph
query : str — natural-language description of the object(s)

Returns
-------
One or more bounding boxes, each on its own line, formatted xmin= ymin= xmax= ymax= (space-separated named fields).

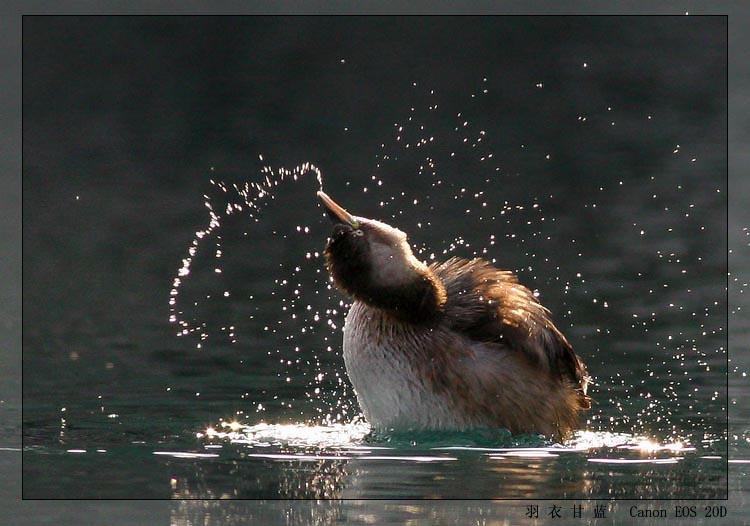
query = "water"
xmin=180 ymin=423 xmax=723 ymax=499
xmin=15 ymin=15 xmax=745 ymax=525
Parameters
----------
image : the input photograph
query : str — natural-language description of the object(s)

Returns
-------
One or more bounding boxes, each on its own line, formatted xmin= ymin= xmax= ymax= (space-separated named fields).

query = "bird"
xmin=317 ymin=190 xmax=591 ymax=441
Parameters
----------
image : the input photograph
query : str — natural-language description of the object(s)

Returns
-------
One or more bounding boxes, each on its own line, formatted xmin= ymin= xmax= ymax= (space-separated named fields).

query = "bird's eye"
xmin=353 ymin=229 xmax=364 ymax=237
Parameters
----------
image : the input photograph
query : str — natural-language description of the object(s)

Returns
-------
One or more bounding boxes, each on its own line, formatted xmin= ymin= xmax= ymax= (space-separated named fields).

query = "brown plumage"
xmin=318 ymin=190 xmax=591 ymax=441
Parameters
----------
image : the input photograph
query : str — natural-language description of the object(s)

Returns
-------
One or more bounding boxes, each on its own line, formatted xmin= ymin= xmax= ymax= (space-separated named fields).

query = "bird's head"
xmin=317 ymin=190 xmax=446 ymax=322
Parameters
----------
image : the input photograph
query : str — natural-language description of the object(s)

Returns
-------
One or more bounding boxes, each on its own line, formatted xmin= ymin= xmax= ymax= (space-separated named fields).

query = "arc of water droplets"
xmin=168 ymin=160 xmax=324 ymax=343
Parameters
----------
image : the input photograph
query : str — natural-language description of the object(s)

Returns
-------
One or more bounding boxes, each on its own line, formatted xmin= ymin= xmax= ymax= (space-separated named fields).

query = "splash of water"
xmin=169 ymin=78 xmax=724 ymax=448
xmin=167 ymin=160 xmax=360 ymax=425
xmin=168 ymin=159 xmax=324 ymax=343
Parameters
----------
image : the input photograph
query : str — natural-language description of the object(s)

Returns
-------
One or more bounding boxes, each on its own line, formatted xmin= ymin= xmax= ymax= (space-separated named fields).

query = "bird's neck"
xmin=356 ymin=264 xmax=447 ymax=324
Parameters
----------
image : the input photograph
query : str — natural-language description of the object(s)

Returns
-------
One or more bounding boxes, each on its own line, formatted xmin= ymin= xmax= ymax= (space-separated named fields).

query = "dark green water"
xmin=11 ymin=14 xmax=748 ymax=526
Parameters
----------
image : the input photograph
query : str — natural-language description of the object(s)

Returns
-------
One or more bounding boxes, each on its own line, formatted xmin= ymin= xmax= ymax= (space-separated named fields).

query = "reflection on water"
xmin=157 ymin=421 xmax=726 ymax=500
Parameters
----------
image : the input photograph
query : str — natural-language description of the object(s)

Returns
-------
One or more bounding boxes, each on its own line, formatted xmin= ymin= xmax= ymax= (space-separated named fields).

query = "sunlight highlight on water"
xmin=198 ymin=420 xmax=371 ymax=449
xmin=193 ymin=422 xmax=700 ymax=467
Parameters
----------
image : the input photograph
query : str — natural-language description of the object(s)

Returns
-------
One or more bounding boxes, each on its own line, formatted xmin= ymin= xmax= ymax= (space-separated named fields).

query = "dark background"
xmin=22 ymin=15 xmax=727 ymax=349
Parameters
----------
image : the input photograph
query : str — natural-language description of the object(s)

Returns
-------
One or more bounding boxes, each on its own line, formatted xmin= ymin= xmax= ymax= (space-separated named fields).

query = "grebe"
xmin=318 ymin=190 xmax=591 ymax=440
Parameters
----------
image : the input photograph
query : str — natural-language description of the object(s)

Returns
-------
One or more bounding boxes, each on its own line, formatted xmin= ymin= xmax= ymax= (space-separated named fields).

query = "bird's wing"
xmin=430 ymin=257 xmax=591 ymax=408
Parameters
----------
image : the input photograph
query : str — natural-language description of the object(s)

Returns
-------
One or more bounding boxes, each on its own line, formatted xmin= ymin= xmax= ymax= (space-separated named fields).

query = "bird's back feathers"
xmin=431 ymin=257 xmax=591 ymax=409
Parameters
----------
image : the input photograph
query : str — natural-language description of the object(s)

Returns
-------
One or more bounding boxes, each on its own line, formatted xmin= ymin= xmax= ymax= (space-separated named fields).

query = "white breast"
xmin=342 ymin=302 xmax=483 ymax=431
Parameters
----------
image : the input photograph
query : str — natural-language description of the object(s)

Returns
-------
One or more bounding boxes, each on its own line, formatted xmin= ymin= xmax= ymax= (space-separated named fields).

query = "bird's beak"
xmin=317 ymin=191 xmax=360 ymax=228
